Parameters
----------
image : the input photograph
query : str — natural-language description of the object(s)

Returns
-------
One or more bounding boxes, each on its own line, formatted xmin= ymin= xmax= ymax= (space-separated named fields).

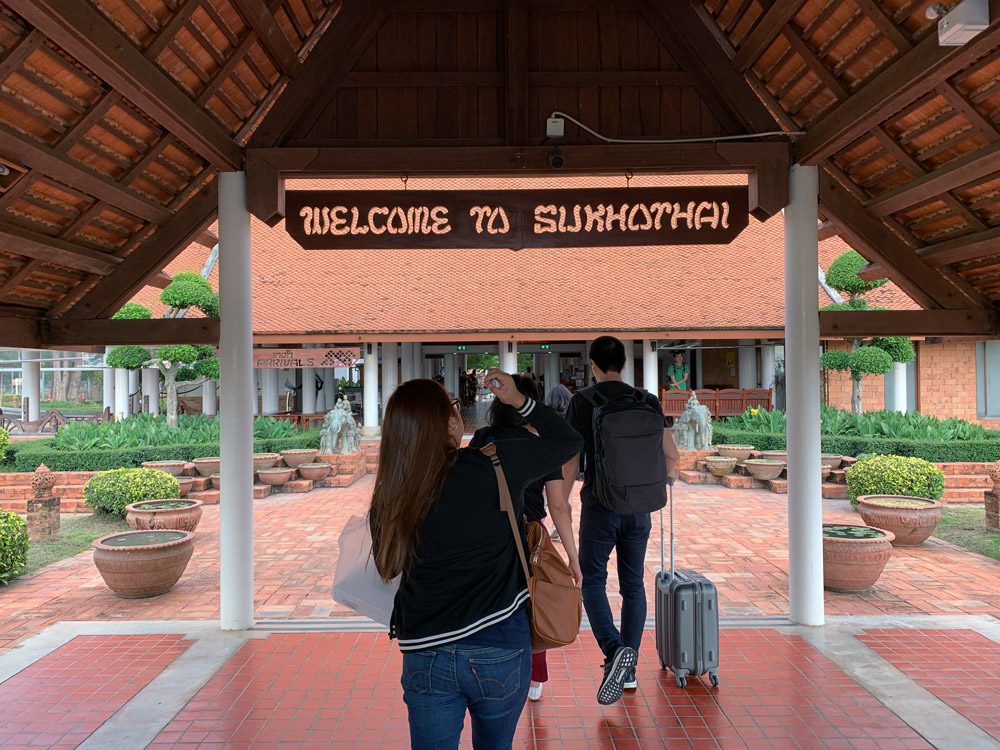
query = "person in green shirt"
xmin=666 ymin=352 xmax=689 ymax=391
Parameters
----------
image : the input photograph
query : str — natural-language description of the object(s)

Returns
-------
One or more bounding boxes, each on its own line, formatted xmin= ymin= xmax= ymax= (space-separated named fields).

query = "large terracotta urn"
xmin=715 ymin=445 xmax=754 ymax=462
xmin=252 ymin=453 xmax=280 ymax=471
xmin=177 ymin=477 xmax=195 ymax=497
xmin=192 ymin=457 xmax=220 ymax=477
xmin=704 ymin=456 xmax=737 ymax=477
xmin=298 ymin=462 xmax=331 ymax=481
xmin=744 ymin=459 xmax=783 ymax=481
xmin=856 ymin=495 xmax=943 ymax=547
xmin=821 ymin=454 xmax=844 ymax=469
xmin=141 ymin=460 xmax=187 ymax=477
xmin=760 ymin=450 xmax=788 ymax=463
xmin=280 ymin=449 xmax=319 ymax=468
xmin=822 ymin=524 xmax=894 ymax=592
xmin=257 ymin=467 xmax=293 ymax=486
xmin=93 ymin=530 xmax=195 ymax=598
xmin=126 ymin=499 xmax=203 ymax=533
xmin=989 ymin=461 xmax=1000 ymax=492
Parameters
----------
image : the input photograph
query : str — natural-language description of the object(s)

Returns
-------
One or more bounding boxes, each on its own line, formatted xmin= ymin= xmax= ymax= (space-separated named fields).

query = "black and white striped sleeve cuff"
xmin=517 ymin=397 xmax=536 ymax=418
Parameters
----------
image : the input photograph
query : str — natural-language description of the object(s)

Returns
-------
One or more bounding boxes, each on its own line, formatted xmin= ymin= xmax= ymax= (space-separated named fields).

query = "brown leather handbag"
xmin=481 ymin=443 xmax=582 ymax=653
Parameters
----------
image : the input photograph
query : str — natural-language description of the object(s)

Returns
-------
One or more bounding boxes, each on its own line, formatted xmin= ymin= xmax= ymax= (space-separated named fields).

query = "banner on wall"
xmin=253 ymin=347 xmax=360 ymax=369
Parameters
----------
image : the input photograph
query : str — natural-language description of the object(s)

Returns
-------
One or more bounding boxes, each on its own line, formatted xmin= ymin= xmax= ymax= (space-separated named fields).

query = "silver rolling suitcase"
xmin=654 ymin=483 xmax=720 ymax=688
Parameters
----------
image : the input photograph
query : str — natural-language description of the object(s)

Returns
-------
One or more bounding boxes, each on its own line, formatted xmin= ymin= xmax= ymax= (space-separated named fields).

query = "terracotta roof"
xmin=133 ymin=174 xmax=917 ymax=338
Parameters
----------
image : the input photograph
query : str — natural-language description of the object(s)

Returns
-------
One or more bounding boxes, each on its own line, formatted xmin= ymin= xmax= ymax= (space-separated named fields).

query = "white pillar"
xmin=129 ymin=370 xmax=139 ymax=415
xmin=218 ymin=171 xmax=254 ymax=630
xmin=20 ymin=350 xmax=40 ymax=421
xmin=102 ymin=347 xmax=114 ymax=412
xmin=202 ymin=379 xmax=217 ymax=416
xmin=142 ymin=368 xmax=160 ymax=414
xmin=621 ymin=340 xmax=635 ymax=386
xmin=251 ymin=369 xmax=259 ymax=416
xmin=694 ymin=347 xmax=703 ymax=389
xmin=362 ymin=342 xmax=380 ymax=435
xmin=381 ymin=342 xmax=398 ymax=411
xmin=738 ymin=339 xmax=758 ymax=388
xmin=302 ymin=366 xmax=316 ymax=413
xmin=113 ymin=369 xmax=129 ymax=420
xmin=400 ymin=342 xmax=415 ymax=383
xmin=445 ymin=352 xmax=459 ymax=395
xmin=643 ymin=339 xmax=658 ymax=393
xmin=412 ymin=343 xmax=423 ymax=379
xmin=891 ymin=362 xmax=907 ymax=413
xmin=261 ymin=369 xmax=279 ymax=415
xmin=784 ymin=164 xmax=824 ymax=627
xmin=544 ymin=350 xmax=560 ymax=399
xmin=500 ymin=340 xmax=518 ymax=373
xmin=760 ymin=345 xmax=777 ymax=394
xmin=322 ymin=368 xmax=333 ymax=410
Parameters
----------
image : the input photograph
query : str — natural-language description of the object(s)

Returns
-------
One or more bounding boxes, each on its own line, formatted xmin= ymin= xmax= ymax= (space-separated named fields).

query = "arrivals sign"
xmin=253 ymin=347 xmax=360 ymax=369
xmin=285 ymin=187 xmax=749 ymax=250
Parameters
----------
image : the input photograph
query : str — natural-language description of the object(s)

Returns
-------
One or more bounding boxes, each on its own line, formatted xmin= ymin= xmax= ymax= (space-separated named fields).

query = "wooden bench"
xmin=661 ymin=388 xmax=773 ymax=417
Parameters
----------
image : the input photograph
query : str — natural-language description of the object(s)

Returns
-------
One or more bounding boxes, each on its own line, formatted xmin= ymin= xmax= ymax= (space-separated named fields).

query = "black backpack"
xmin=582 ymin=387 xmax=668 ymax=514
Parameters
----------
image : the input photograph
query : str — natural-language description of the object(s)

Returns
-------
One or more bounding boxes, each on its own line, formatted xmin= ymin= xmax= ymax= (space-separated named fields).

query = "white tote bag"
xmin=333 ymin=515 xmax=399 ymax=627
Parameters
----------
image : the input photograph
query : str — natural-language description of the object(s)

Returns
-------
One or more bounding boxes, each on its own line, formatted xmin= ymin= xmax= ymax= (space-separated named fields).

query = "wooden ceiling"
xmin=0 ymin=0 xmax=998 ymax=347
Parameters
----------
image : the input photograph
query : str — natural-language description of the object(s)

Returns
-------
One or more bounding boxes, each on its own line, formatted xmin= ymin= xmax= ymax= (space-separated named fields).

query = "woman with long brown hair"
xmin=369 ymin=370 xmax=582 ymax=750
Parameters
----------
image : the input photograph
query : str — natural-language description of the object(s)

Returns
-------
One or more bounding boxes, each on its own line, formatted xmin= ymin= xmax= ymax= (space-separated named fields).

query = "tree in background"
xmin=819 ymin=250 xmax=915 ymax=414
xmin=105 ymin=305 xmax=152 ymax=416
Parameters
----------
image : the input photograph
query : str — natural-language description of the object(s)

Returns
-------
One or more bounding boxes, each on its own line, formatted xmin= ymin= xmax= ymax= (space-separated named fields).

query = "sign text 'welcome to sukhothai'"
xmin=284 ymin=187 xmax=749 ymax=250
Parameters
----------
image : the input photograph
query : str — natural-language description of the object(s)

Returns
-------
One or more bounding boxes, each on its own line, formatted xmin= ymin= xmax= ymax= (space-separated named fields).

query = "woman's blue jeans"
xmin=401 ymin=636 xmax=531 ymax=749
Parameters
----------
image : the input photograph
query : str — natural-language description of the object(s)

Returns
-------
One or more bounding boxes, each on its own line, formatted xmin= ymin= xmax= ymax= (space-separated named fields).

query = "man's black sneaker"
xmin=623 ymin=667 xmax=637 ymax=690
xmin=597 ymin=646 xmax=637 ymax=705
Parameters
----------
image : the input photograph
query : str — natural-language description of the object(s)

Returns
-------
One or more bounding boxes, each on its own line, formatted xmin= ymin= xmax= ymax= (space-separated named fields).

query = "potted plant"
xmin=744 ymin=459 xmax=783 ymax=481
xmin=855 ymin=495 xmax=943 ymax=546
xmin=822 ymin=524 xmax=894 ymax=592
xmin=845 ymin=454 xmax=945 ymax=510
xmin=93 ymin=529 xmax=195 ymax=598
xmin=83 ymin=468 xmax=180 ymax=517
xmin=715 ymin=444 xmax=754 ymax=461
xmin=704 ymin=456 xmax=737 ymax=477
xmin=298 ymin=462 xmax=331 ymax=481
xmin=126 ymin=499 xmax=203 ymax=532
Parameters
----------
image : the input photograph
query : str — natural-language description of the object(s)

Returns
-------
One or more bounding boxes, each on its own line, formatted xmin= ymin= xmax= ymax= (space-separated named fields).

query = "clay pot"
xmin=822 ymin=524 xmax=894 ymax=592
xmin=253 ymin=453 xmax=281 ymax=471
xmin=257 ymin=467 xmax=293 ymax=486
xmin=141 ymin=460 xmax=187 ymax=477
xmin=744 ymin=459 xmax=784 ymax=481
xmin=280 ymin=449 xmax=319 ymax=468
xmin=126 ymin=499 xmax=203 ymax=533
xmin=210 ymin=474 xmax=222 ymax=490
xmin=821 ymin=454 xmax=844 ymax=469
xmin=856 ymin=495 xmax=943 ymax=547
xmin=989 ymin=461 xmax=1000 ymax=492
xmin=715 ymin=445 xmax=754 ymax=462
xmin=704 ymin=456 xmax=737 ymax=477
xmin=177 ymin=477 xmax=195 ymax=497
xmin=93 ymin=530 xmax=195 ymax=599
xmin=298 ymin=462 xmax=331 ymax=481
xmin=820 ymin=464 xmax=832 ymax=481
xmin=760 ymin=451 xmax=788 ymax=463
xmin=192 ymin=457 xmax=220 ymax=477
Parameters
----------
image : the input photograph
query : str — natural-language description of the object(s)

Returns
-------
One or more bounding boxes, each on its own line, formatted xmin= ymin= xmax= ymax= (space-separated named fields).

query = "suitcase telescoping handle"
xmin=659 ymin=482 xmax=674 ymax=580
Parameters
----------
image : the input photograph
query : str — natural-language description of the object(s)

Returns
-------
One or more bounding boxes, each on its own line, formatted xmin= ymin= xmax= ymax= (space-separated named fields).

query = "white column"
xmin=129 ymin=370 xmax=139 ymax=415
xmin=738 ymin=339 xmax=758 ymax=388
xmin=142 ymin=368 xmax=160 ymax=414
xmin=325 ymin=368 xmax=336 ymax=410
xmin=621 ymin=340 xmax=635 ymax=385
xmin=381 ymin=341 xmax=398 ymax=412
xmin=760 ymin=344 xmax=777 ymax=394
xmin=20 ymin=350 xmax=40 ymax=421
xmin=784 ymin=164 xmax=824 ymax=627
xmin=202 ymin=379 xmax=217 ymax=416
xmin=362 ymin=342 xmax=380 ymax=435
xmin=500 ymin=340 xmax=518 ymax=373
xmin=218 ymin=170 xmax=254 ymax=630
xmin=400 ymin=342 xmax=416 ymax=383
xmin=544 ymin=350 xmax=560 ymax=399
xmin=102 ymin=347 xmax=114 ymax=412
xmin=890 ymin=362 xmax=907 ymax=413
xmin=114 ymin=369 xmax=129 ymax=420
xmin=251 ymin=369 xmax=259 ymax=416
xmin=445 ymin=352 xmax=459 ymax=395
xmin=694 ymin=347 xmax=703 ymax=388
xmin=261 ymin=369 xmax=279 ymax=415
xmin=302 ymin=366 xmax=316 ymax=414
xmin=643 ymin=339 xmax=658 ymax=394
xmin=412 ymin=343 xmax=423 ymax=379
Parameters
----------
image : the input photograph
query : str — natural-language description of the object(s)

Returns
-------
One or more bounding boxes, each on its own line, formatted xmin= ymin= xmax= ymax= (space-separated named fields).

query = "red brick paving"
xmin=144 ymin=629 xmax=934 ymax=750
xmin=0 ymin=634 xmax=191 ymax=749
xmin=1 ymin=480 xmax=1000 ymax=652
xmin=858 ymin=629 xmax=1000 ymax=744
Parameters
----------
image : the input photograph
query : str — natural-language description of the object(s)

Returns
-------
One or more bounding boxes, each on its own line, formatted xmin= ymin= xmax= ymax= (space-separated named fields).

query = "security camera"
xmin=548 ymin=147 xmax=565 ymax=169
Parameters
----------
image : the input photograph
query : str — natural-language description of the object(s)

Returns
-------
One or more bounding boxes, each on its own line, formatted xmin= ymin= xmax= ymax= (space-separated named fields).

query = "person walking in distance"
xmin=564 ymin=336 xmax=680 ymax=705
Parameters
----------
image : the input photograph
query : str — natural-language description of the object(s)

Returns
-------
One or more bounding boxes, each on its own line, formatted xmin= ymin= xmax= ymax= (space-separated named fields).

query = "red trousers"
xmin=531 ymin=650 xmax=548 ymax=683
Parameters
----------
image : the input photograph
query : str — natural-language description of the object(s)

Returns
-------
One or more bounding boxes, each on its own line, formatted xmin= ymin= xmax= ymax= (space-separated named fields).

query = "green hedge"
xmin=845 ymin=454 xmax=944 ymax=505
xmin=85 ymin=468 xmax=180 ymax=516
xmin=713 ymin=425 xmax=1000 ymax=463
xmin=0 ymin=510 xmax=27 ymax=584
xmin=11 ymin=430 xmax=322 ymax=472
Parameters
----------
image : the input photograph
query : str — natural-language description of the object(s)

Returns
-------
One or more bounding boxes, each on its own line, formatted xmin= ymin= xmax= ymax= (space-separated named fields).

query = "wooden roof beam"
xmin=0 ymin=316 xmax=39 ymax=347
xmin=732 ymin=0 xmax=806 ymax=72
xmin=5 ymin=0 xmax=241 ymax=169
xmin=148 ymin=271 xmax=172 ymax=289
xmin=819 ymin=168 xmax=988 ymax=310
xmin=42 ymin=317 xmax=220 ymax=346
xmin=795 ymin=2 xmax=1000 ymax=164
xmin=820 ymin=309 xmax=1000 ymax=337
xmin=0 ymin=223 xmax=121 ymax=274
xmin=230 ymin=0 xmax=302 ymax=77
xmin=865 ymin=225 xmax=1000 ymax=278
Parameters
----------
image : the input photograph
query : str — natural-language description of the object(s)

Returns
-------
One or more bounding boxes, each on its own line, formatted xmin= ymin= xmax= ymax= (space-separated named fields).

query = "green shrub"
xmin=845 ymin=454 xmax=945 ymax=506
xmin=84 ymin=468 xmax=180 ymax=516
xmin=849 ymin=345 xmax=893 ymax=376
xmin=0 ymin=427 xmax=7 ymax=459
xmin=826 ymin=250 xmax=888 ymax=296
xmin=0 ymin=510 xmax=28 ymax=584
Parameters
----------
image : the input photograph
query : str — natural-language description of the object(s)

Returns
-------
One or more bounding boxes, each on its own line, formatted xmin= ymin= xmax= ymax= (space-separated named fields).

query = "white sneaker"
xmin=528 ymin=682 xmax=543 ymax=701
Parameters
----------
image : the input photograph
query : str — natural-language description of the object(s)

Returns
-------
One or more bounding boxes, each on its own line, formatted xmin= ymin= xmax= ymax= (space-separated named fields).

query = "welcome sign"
xmin=253 ymin=347 xmax=360 ymax=369
xmin=285 ymin=186 xmax=748 ymax=250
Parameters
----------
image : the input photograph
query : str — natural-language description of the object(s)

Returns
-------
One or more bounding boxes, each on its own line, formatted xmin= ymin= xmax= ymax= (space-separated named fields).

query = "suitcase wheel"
xmin=676 ymin=674 xmax=687 ymax=688
xmin=709 ymin=672 xmax=719 ymax=688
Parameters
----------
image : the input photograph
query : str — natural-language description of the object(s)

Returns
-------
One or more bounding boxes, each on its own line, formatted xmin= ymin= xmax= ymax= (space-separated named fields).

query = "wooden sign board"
xmin=254 ymin=347 xmax=360 ymax=369
xmin=285 ymin=187 xmax=749 ymax=250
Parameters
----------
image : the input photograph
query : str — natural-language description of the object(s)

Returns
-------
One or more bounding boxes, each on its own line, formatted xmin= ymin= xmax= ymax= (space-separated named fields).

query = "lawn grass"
xmin=933 ymin=507 xmax=1000 ymax=562
xmin=26 ymin=512 xmax=128 ymax=574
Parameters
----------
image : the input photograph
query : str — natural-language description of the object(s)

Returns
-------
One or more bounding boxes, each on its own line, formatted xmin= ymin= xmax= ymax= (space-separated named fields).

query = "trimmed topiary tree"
xmin=84 ymin=468 xmax=180 ymax=516
xmin=149 ymin=345 xmax=201 ymax=429
xmin=0 ymin=510 xmax=27 ymax=584
xmin=821 ymin=250 xmax=915 ymax=414
xmin=845 ymin=454 xmax=945 ymax=506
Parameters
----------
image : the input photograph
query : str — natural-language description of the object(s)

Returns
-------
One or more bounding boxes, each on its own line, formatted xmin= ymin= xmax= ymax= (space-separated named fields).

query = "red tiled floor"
xmin=145 ymin=629 xmax=934 ymax=750
xmin=858 ymin=628 xmax=1000 ymax=744
xmin=0 ymin=634 xmax=191 ymax=749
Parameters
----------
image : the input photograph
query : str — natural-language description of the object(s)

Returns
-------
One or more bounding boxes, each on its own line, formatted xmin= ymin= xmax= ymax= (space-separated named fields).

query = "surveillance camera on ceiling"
xmin=935 ymin=0 xmax=989 ymax=46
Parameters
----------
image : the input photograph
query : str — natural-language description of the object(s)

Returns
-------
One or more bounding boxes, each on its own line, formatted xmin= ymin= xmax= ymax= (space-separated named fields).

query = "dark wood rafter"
xmin=4 ymin=0 xmax=242 ymax=169
xmin=504 ymin=0 xmax=528 ymax=146
xmin=732 ymin=0 xmax=806 ymax=72
xmin=819 ymin=309 xmax=1000 ymax=337
xmin=42 ymin=317 xmax=220 ymax=346
xmin=231 ymin=0 xmax=302 ymax=78
xmin=0 ymin=223 xmax=120 ymax=274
